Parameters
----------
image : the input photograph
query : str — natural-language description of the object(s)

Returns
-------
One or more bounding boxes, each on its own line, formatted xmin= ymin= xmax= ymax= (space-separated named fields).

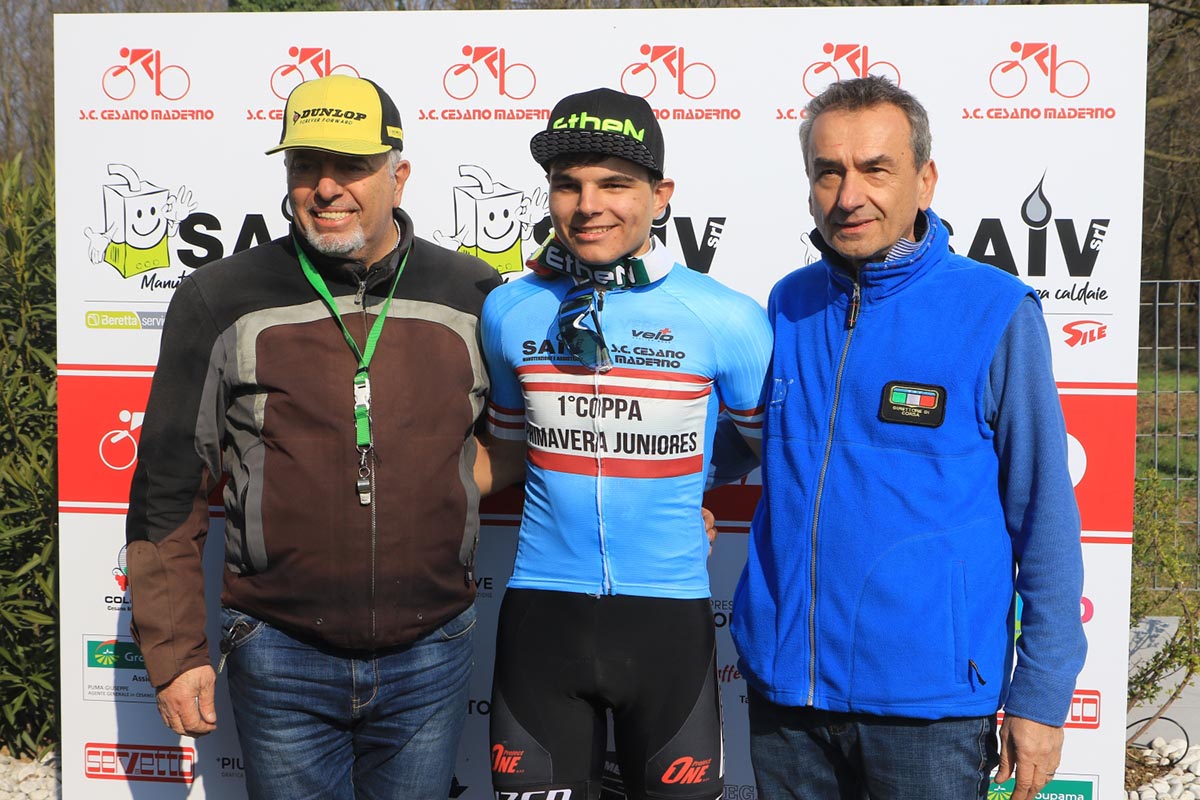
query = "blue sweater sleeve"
xmin=985 ymin=296 xmax=1088 ymax=726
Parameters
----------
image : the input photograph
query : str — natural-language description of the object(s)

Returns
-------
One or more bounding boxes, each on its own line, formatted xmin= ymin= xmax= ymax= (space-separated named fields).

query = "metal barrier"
xmin=1138 ymin=279 xmax=1200 ymax=588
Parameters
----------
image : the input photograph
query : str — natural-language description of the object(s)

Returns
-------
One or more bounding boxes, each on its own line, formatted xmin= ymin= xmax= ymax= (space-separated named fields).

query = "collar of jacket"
xmin=813 ymin=208 xmax=946 ymax=305
xmin=290 ymin=207 xmax=416 ymax=291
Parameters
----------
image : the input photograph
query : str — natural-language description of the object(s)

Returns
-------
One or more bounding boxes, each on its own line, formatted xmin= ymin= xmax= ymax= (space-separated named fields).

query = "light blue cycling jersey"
xmin=482 ymin=245 xmax=771 ymax=599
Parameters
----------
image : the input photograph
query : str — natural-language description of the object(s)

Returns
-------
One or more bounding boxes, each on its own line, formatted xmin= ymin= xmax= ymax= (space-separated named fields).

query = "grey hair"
xmin=386 ymin=147 xmax=406 ymax=173
xmin=798 ymin=75 xmax=932 ymax=171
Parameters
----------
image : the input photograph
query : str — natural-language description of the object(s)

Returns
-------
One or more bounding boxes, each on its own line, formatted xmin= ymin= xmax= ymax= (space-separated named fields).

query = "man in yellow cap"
xmin=125 ymin=74 xmax=508 ymax=799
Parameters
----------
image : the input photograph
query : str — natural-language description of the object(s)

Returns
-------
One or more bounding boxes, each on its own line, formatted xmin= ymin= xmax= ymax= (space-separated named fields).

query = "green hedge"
xmin=0 ymin=152 xmax=58 ymax=757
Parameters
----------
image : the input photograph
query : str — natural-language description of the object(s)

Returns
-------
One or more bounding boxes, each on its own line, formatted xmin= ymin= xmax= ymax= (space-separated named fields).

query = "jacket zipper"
xmin=806 ymin=278 xmax=860 ymax=705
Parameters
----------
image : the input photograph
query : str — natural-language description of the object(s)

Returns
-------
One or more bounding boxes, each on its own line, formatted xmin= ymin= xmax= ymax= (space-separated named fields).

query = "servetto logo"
xmin=996 ymin=689 xmax=1100 ymax=730
xmin=84 ymin=743 xmax=195 ymax=783
xmin=620 ymin=44 xmax=716 ymax=100
xmin=443 ymin=46 xmax=536 ymax=100
xmin=1067 ymin=689 xmax=1101 ymax=729
xmin=989 ymin=41 xmax=1090 ymax=99
xmin=102 ymin=48 xmax=190 ymax=102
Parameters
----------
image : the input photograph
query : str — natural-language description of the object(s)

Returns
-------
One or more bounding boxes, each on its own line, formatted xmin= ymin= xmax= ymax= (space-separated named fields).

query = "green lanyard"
xmin=294 ymin=238 xmax=409 ymax=503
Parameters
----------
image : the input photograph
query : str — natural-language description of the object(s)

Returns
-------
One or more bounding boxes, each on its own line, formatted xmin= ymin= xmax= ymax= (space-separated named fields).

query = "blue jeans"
xmin=748 ymin=689 xmax=998 ymax=800
xmin=222 ymin=604 xmax=475 ymax=800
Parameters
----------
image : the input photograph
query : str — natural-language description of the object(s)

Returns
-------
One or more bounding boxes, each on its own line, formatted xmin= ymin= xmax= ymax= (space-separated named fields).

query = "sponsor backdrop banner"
xmin=55 ymin=6 xmax=1144 ymax=798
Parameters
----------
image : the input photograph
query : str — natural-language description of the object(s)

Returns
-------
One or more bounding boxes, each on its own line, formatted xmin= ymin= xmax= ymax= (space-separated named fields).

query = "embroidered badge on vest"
xmin=879 ymin=381 xmax=946 ymax=428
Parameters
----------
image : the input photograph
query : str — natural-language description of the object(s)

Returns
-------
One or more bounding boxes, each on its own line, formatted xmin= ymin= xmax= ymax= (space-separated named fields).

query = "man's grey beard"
xmin=298 ymin=223 xmax=366 ymax=259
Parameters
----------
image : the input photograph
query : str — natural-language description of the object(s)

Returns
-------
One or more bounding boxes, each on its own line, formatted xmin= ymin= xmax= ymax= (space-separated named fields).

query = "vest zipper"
xmin=806 ymin=276 xmax=860 ymax=705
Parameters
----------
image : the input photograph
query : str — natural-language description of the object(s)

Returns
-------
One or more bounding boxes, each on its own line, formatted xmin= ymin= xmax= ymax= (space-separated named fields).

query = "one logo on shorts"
xmin=661 ymin=755 xmax=713 ymax=785
xmin=491 ymin=744 xmax=525 ymax=774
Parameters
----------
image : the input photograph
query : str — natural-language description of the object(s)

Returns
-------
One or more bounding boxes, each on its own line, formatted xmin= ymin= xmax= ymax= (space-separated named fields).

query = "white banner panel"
xmin=55 ymin=6 xmax=1145 ymax=798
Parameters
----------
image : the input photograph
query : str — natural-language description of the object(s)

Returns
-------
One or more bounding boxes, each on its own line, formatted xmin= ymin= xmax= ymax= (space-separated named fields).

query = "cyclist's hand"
xmin=164 ymin=186 xmax=197 ymax=226
xmin=703 ymin=506 xmax=718 ymax=556
xmin=85 ymin=222 xmax=117 ymax=264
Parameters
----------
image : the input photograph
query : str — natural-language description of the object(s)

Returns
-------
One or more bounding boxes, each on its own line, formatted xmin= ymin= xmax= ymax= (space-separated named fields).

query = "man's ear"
xmin=917 ymin=159 xmax=938 ymax=211
xmin=392 ymin=159 xmax=412 ymax=207
xmin=653 ymin=177 xmax=675 ymax=217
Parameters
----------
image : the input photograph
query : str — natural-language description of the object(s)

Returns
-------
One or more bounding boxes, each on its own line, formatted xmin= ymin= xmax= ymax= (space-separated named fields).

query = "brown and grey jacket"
xmin=125 ymin=209 xmax=502 ymax=688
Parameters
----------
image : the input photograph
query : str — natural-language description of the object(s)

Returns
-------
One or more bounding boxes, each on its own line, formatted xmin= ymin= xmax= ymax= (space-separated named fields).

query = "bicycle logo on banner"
xmin=802 ymin=43 xmax=900 ymax=98
xmin=620 ymin=45 xmax=716 ymax=100
xmin=102 ymin=48 xmax=191 ymax=102
xmin=270 ymin=47 xmax=360 ymax=101
xmin=98 ymin=409 xmax=144 ymax=472
xmin=443 ymin=46 xmax=536 ymax=101
xmin=989 ymin=42 xmax=1090 ymax=99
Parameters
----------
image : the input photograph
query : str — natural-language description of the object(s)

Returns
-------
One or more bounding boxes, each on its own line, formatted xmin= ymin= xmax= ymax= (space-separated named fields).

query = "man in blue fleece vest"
xmin=730 ymin=76 xmax=1086 ymax=800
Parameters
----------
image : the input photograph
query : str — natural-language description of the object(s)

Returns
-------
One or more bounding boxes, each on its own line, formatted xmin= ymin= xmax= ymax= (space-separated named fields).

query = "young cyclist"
xmin=479 ymin=87 xmax=771 ymax=800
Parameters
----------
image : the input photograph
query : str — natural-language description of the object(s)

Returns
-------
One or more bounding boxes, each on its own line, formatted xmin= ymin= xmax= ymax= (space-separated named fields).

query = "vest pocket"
xmin=952 ymin=560 xmax=970 ymax=685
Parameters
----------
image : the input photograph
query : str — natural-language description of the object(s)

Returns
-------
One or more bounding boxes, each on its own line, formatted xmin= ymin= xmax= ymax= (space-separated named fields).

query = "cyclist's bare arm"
xmin=474 ymin=431 xmax=526 ymax=496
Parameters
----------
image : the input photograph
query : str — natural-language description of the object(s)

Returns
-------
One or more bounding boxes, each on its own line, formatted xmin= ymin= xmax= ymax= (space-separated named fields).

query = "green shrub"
xmin=0 ymin=152 xmax=58 ymax=757
xmin=1127 ymin=476 xmax=1200 ymax=742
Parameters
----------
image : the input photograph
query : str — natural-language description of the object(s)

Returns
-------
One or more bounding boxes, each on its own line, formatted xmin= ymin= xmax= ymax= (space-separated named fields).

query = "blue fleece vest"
xmin=731 ymin=211 xmax=1037 ymax=719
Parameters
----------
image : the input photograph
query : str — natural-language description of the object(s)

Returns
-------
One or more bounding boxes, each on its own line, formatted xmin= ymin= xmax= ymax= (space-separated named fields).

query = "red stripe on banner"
xmin=530 ymin=449 xmax=702 ymax=478
xmin=523 ymin=380 xmax=711 ymax=400
xmin=517 ymin=363 xmax=710 ymax=384
xmin=58 ymin=363 xmax=157 ymax=373
xmin=1081 ymin=535 xmax=1133 ymax=545
xmin=59 ymin=505 xmax=227 ymax=518
xmin=1056 ymin=381 xmax=1137 ymax=391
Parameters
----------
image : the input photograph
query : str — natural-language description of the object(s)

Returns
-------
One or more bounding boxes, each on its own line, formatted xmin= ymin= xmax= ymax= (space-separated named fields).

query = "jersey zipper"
xmin=805 ymin=278 xmax=860 ymax=705
xmin=593 ymin=290 xmax=613 ymax=595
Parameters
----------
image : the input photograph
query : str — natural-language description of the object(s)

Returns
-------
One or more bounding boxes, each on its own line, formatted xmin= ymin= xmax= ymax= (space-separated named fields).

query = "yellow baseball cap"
xmin=266 ymin=74 xmax=404 ymax=156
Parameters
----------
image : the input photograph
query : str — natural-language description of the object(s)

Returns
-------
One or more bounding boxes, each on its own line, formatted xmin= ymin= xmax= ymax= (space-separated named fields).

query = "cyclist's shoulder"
xmin=662 ymin=266 xmax=764 ymax=321
xmin=483 ymin=272 xmax=561 ymax=320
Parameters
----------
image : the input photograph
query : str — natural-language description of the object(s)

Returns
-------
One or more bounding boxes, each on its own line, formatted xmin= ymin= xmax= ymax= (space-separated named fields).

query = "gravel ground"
xmin=0 ymin=753 xmax=60 ymax=800
xmin=1 ymin=743 xmax=1193 ymax=799
xmin=1128 ymin=740 xmax=1200 ymax=799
